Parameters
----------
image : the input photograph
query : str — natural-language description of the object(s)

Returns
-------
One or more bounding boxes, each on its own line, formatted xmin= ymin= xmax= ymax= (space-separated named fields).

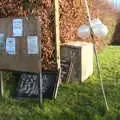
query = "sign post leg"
xmin=0 ymin=71 xmax=4 ymax=97
xmin=38 ymin=72 xmax=43 ymax=109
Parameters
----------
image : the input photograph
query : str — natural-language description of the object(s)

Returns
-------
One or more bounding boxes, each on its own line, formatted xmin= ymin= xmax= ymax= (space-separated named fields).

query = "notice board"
xmin=0 ymin=17 xmax=41 ymax=72
xmin=17 ymin=71 xmax=58 ymax=99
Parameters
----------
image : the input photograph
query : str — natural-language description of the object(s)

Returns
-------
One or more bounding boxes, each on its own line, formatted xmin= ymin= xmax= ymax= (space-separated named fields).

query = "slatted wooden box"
xmin=61 ymin=42 xmax=93 ymax=82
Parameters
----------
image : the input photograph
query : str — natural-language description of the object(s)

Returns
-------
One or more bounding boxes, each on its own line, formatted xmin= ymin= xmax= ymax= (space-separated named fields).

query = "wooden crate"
xmin=61 ymin=42 xmax=93 ymax=82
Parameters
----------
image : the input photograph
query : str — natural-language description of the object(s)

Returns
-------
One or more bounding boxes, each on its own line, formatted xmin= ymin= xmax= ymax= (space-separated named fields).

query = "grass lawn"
xmin=0 ymin=45 xmax=120 ymax=120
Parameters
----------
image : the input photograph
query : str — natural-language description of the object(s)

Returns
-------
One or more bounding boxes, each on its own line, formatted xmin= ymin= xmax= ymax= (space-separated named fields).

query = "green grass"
xmin=0 ymin=45 xmax=120 ymax=120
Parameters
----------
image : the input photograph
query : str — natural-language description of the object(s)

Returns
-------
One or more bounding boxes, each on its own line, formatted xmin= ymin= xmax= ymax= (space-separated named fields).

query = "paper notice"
xmin=27 ymin=36 xmax=39 ymax=54
xmin=6 ymin=38 xmax=16 ymax=55
xmin=13 ymin=19 xmax=23 ymax=36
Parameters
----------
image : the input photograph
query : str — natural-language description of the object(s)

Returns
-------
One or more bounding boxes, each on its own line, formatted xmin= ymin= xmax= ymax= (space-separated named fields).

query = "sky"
xmin=107 ymin=0 xmax=120 ymax=10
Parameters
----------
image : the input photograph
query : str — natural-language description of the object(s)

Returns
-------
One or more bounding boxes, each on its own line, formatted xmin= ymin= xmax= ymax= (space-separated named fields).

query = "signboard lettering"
xmin=17 ymin=71 xmax=58 ymax=99
xmin=61 ymin=58 xmax=70 ymax=82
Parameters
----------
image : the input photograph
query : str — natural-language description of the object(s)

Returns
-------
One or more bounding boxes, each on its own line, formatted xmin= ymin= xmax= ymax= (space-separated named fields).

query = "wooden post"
xmin=0 ymin=71 xmax=4 ymax=97
xmin=54 ymin=0 xmax=61 ymax=99
xmin=37 ymin=16 xmax=43 ymax=109
xmin=55 ymin=0 xmax=60 ymax=69
xmin=38 ymin=72 xmax=43 ymax=109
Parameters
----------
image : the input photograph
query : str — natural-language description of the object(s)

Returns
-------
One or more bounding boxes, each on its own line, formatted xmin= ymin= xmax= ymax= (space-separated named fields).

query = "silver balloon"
xmin=77 ymin=25 xmax=90 ymax=39
xmin=91 ymin=19 xmax=109 ymax=37
xmin=92 ymin=24 xmax=109 ymax=37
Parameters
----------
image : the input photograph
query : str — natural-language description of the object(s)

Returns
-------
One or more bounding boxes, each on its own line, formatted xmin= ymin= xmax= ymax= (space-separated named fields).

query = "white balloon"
xmin=92 ymin=24 xmax=109 ymax=37
xmin=77 ymin=25 xmax=90 ymax=39
xmin=90 ymin=18 xmax=109 ymax=37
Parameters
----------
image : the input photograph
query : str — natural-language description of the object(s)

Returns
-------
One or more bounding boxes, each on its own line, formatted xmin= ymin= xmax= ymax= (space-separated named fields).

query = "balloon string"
xmin=83 ymin=0 xmax=110 ymax=111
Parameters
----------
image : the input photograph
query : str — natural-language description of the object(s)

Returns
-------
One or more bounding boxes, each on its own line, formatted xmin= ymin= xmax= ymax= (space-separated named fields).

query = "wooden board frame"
xmin=0 ymin=16 xmax=41 ymax=72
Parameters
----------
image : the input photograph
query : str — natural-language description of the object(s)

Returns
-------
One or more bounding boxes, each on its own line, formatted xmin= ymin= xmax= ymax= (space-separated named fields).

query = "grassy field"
xmin=0 ymin=45 xmax=120 ymax=120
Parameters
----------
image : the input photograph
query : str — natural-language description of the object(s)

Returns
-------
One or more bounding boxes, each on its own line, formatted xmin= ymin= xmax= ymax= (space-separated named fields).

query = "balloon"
xmin=92 ymin=24 xmax=109 ymax=37
xmin=90 ymin=18 xmax=109 ymax=37
xmin=77 ymin=25 xmax=90 ymax=39
xmin=77 ymin=18 xmax=109 ymax=38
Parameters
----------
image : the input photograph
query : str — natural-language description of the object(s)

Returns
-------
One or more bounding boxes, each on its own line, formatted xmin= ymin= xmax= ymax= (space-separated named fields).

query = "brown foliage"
xmin=0 ymin=0 xmax=115 ymax=70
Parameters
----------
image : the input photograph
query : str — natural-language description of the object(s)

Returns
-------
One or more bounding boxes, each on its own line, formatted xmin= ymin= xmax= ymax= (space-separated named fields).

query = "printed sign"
xmin=13 ymin=19 xmax=23 ymax=36
xmin=6 ymin=38 xmax=16 ymax=55
xmin=27 ymin=36 xmax=39 ymax=54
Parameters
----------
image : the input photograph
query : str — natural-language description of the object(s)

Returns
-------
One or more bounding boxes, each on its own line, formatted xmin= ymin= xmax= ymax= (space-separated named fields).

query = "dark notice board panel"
xmin=16 ymin=71 xmax=58 ymax=99
xmin=0 ymin=17 xmax=41 ymax=72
